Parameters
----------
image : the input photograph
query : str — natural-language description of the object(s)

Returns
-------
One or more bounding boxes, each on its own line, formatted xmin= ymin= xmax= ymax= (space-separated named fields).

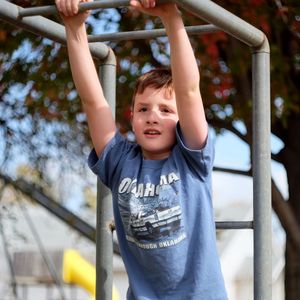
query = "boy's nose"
xmin=146 ymin=119 xmax=158 ymax=125
xmin=146 ymin=111 xmax=159 ymax=124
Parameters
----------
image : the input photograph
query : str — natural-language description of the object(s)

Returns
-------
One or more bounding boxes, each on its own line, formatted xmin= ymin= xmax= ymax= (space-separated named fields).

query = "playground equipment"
xmin=0 ymin=0 xmax=271 ymax=299
xmin=63 ymin=249 xmax=120 ymax=300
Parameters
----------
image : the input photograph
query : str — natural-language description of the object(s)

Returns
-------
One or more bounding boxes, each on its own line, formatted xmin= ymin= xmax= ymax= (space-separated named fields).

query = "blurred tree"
xmin=0 ymin=1 xmax=300 ymax=298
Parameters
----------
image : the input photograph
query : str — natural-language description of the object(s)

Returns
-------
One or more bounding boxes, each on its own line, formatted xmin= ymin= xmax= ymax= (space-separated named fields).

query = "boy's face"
xmin=131 ymin=86 xmax=178 ymax=160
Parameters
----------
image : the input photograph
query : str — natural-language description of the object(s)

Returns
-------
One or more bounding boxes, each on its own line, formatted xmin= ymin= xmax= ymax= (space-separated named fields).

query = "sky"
xmin=212 ymin=127 xmax=288 ymax=208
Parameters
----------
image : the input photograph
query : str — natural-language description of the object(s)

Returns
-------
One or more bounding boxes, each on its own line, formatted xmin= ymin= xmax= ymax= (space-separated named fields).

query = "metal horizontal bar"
xmin=19 ymin=0 xmax=174 ymax=17
xmin=0 ymin=0 xmax=109 ymax=60
xmin=176 ymin=0 xmax=265 ymax=48
xmin=88 ymin=24 xmax=220 ymax=42
xmin=216 ymin=221 xmax=253 ymax=229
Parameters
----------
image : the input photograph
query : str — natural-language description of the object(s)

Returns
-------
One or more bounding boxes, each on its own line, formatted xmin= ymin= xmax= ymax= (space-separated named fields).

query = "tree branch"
xmin=209 ymin=117 xmax=249 ymax=144
xmin=215 ymin=167 xmax=300 ymax=253
xmin=213 ymin=166 xmax=251 ymax=176
xmin=272 ymin=179 xmax=300 ymax=252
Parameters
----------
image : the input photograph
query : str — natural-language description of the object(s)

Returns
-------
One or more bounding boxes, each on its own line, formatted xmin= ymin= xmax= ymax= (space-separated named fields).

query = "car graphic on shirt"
xmin=129 ymin=205 xmax=182 ymax=240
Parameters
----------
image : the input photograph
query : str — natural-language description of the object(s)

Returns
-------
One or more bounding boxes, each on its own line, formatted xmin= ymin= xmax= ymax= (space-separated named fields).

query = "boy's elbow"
xmin=175 ymin=81 xmax=200 ymax=97
xmin=81 ymin=95 xmax=108 ymax=110
xmin=176 ymin=87 xmax=201 ymax=104
xmin=184 ymin=129 xmax=208 ymax=150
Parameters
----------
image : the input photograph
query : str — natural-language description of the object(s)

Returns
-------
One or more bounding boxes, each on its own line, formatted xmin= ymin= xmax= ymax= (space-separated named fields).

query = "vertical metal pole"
xmin=96 ymin=49 xmax=116 ymax=300
xmin=252 ymin=37 xmax=272 ymax=300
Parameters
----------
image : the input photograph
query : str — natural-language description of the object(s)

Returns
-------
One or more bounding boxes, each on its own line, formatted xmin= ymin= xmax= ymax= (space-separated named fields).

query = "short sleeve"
xmin=175 ymin=123 xmax=215 ymax=180
xmin=88 ymin=131 xmax=135 ymax=188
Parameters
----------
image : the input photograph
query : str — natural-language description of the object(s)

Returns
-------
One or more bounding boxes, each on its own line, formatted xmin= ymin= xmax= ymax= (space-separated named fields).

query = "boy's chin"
xmin=141 ymin=148 xmax=172 ymax=160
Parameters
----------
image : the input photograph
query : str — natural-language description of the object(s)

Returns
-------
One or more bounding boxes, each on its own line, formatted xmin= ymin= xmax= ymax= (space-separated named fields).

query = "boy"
xmin=56 ymin=0 xmax=228 ymax=299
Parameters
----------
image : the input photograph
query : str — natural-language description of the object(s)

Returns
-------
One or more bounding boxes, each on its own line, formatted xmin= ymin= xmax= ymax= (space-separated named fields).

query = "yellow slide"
xmin=63 ymin=249 xmax=120 ymax=300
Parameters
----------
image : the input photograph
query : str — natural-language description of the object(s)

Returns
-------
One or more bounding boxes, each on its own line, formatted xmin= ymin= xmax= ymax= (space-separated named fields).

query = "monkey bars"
xmin=0 ymin=1 xmax=271 ymax=299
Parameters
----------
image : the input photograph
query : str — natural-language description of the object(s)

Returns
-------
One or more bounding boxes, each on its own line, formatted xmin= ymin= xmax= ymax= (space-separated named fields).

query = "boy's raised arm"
xmin=130 ymin=1 xmax=208 ymax=150
xmin=56 ymin=0 xmax=116 ymax=156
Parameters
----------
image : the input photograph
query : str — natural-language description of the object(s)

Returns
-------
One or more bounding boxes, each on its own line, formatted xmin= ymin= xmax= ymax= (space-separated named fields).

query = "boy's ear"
xmin=130 ymin=110 xmax=133 ymax=122
xmin=130 ymin=111 xmax=134 ymax=132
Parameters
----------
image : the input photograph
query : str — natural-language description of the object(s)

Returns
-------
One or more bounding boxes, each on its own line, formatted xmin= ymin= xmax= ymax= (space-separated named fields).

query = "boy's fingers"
xmin=61 ymin=0 xmax=72 ymax=16
xmin=55 ymin=1 xmax=61 ymax=13
xmin=59 ymin=0 xmax=68 ymax=16
xmin=81 ymin=0 xmax=93 ymax=14
xmin=130 ymin=0 xmax=160 ymax=15
xmin=65 ymin=0 xmax=73 ymax=15
xmin=149 ymin=0 xmax=156 ymax=8
xmin=132 ymin=0 xmax=142 ymax=8
xmin=67 ymin=0 xmax=80 ymax=15
xmin=56 ymin=0 xmax=94 ymax=16
xmin=130 ymin=0 xmax=153 ymax=12
xmin=130 ymin=0 xmax=141 ymax=8
xmin=141 ymin=0 xmax=155 ymax=8
xmin=71 ymin=0 xmax=79 ymax=14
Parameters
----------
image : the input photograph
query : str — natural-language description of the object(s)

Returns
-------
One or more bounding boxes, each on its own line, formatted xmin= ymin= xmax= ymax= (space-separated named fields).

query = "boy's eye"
xmin=161 ymin=108 xmax=171 ymax=113
xmin=139 ymin=107 xmax=147 ymax=112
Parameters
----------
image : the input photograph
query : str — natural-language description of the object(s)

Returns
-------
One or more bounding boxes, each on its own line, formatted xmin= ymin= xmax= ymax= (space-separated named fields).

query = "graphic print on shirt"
xmin=118 ymin=172 xmax=186 ymax=249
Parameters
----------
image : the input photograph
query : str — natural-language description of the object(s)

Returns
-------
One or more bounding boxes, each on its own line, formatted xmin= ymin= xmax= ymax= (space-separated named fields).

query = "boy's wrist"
xmin=65 ymin=23 xmax=87 ymax=41
xmin=160 ymin=7 xmax=182 ymax=26
xmin=160 ymin=10 xmax=183 ymax=31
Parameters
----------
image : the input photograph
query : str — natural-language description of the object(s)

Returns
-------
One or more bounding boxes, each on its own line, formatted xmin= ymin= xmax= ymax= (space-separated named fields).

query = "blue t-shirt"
xmin=88 ymin=124 xmax=228 ymax=300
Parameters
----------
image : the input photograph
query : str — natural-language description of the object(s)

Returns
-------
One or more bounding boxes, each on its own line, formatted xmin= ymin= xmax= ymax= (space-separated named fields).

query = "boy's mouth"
xmin=144 ymin=129 xmax=161 ymax=135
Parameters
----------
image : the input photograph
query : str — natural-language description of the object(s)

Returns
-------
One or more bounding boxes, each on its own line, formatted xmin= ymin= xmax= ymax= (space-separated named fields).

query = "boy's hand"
xmin=55 ymin=0 xmax=92 ymax=29
xmin=130 ymin=0 xmax=179 ymax=20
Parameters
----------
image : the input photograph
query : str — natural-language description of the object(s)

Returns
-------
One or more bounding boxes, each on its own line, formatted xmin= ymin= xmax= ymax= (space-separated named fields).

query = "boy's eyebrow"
xmin=136 ymin=102 xmax=149 ymax=106
xmin=135 ymin=102 xmax=176 ymax=110
xmin=160 ymin=101 xmax=177 ymax=110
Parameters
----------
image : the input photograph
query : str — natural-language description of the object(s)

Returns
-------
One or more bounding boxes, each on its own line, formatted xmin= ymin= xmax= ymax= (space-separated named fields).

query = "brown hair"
xmin=132 ymin=68 xmax=173 ymax=109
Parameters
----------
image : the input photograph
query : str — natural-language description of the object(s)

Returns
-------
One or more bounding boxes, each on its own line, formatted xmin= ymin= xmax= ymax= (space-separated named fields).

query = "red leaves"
xmin=201 ymin=32 xmax=227 ymax=66
xmin=206 ymin=43 xmax=219 ymax=60
xmin=123 ymin=105 xmax=132 ymax=121
xmin=0 ymin=30 xmax=7 ymax=42
xmin=259 ymin=17 xmax=270 ymax=35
